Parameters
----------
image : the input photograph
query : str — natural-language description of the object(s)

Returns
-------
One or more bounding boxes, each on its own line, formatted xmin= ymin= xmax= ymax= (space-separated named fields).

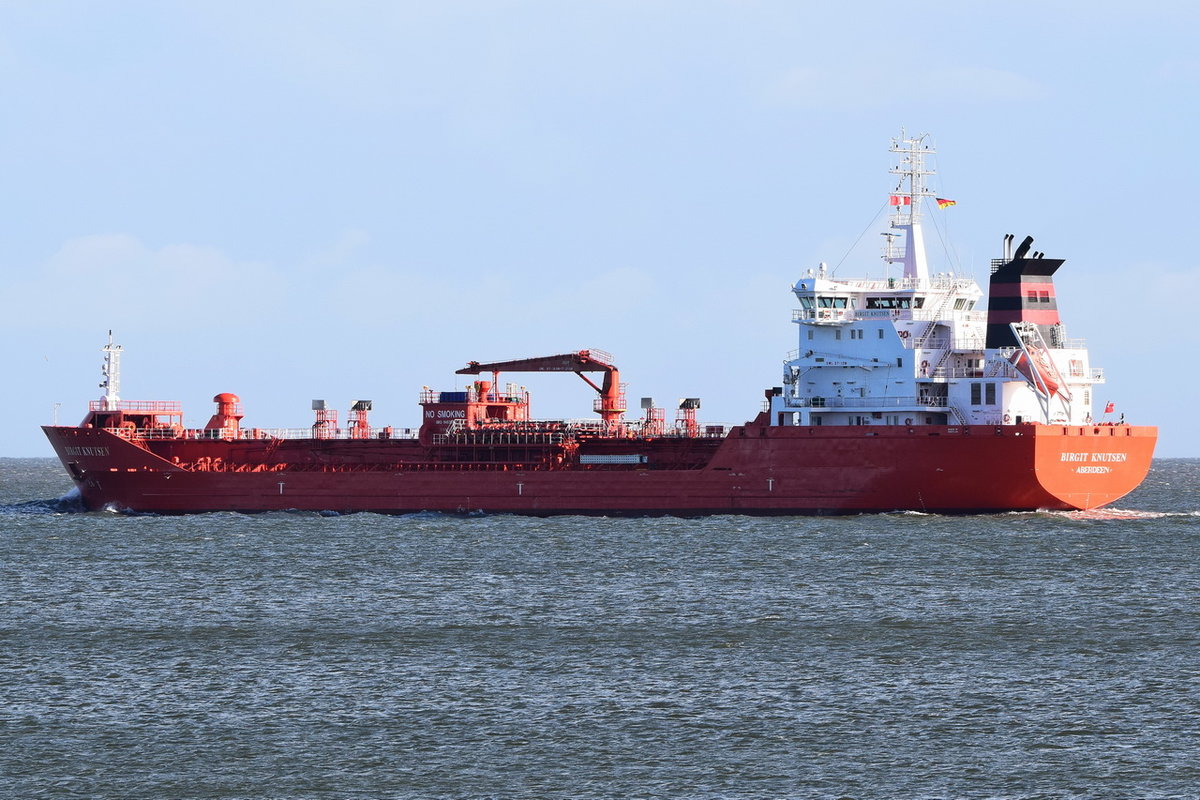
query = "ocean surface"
xmin=2 ymin=457 xmax=1198 ymax=800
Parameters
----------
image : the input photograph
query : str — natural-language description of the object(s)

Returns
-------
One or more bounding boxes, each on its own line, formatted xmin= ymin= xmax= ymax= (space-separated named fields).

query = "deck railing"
xmin=783 ymin=396 xmax=948 ymax=409
xmin=119 ymin=426 xmax=421 ymax=441
xmin=793 ymin=308 xmax=987 ymax=325
xmin=88 ymin=400 xmax=182 ymax=413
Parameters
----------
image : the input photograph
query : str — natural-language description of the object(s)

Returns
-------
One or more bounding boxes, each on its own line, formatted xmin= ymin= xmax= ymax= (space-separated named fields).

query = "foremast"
xmin=99 ymin=330 xmax=123 ymax=410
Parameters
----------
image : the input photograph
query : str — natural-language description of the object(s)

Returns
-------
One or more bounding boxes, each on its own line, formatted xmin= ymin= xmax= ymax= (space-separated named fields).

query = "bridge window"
xmin=866 ymin=296 xmax=922 ymax=310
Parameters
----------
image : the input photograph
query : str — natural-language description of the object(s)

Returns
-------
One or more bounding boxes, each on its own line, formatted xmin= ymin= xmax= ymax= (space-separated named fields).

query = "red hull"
xmin=43 ymin=423 xmax=1156 ymax=515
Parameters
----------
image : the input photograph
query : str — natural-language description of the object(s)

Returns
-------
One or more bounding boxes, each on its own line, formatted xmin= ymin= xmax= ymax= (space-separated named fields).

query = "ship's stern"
xmin=1033 ymin=424 xmax=1157 ymax=510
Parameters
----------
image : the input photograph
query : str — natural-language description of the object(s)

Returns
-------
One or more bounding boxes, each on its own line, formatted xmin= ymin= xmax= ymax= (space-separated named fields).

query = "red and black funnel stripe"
xmin=985 ymin=236 xmax=1065 ymax=348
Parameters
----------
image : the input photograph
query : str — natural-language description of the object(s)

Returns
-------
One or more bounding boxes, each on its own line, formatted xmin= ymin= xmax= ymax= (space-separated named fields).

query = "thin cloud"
xmin=1156 ymin=58 xmax=1200 ymax=82
xmin=768 ymin=65 xmax=1048 ymax=110
xmin=12 ymin=235 xmax=279 ymax=331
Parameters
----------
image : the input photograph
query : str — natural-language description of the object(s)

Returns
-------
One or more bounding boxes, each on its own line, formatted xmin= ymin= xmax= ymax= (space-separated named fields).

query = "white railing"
xmin=783 ymin=396 xmax=948 ymax=409
xmin=243 ymin=426 xmax=420 ymax=441
xmin=910 ymin=309 xmax=986 ymax=323
xmin=420 ymin=387 xmax=531 ymax=405
xmin=813 ymin=276 xmax=977 ymax=292
xmin=89 ymin=399 xmax=183 ymax=413
xmin=795 ymin=308 xmax=986 ymax=325
xmin=904 ymin=335 xmax=986 ymax=351
xmin=794 ymin=308 xmax=852 ymax=324
xmin=119 ymin=426 xmax=421 ymax=441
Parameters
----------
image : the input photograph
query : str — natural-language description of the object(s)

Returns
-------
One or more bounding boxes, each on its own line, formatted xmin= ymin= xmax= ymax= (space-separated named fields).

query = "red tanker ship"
xmin=43 ymin=135 xmax=1156 ymax=514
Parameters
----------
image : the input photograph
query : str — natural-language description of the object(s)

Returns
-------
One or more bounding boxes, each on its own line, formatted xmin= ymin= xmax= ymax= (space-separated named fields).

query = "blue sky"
xmin=3 ymin=1 xmax=1197 ymax=457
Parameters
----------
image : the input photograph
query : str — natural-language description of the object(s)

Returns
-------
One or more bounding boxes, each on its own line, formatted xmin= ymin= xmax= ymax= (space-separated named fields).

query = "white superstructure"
xmin=769 ymin=133 xmax=1105 ymax=428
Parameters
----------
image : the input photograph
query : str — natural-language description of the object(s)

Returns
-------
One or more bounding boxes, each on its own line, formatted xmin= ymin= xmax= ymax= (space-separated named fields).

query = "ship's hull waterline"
xmin=45 ymin=423 xmax=1155 ymax=515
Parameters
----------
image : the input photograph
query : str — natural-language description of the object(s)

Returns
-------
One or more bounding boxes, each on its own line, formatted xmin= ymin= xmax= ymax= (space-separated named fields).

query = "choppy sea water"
xmin=2 ymin=457 xmax=1198 ymax=800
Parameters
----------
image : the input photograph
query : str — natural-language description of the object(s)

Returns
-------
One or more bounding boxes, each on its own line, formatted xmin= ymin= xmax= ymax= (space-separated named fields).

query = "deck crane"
xmin=456 ymin=349 xmax=626 ymax=425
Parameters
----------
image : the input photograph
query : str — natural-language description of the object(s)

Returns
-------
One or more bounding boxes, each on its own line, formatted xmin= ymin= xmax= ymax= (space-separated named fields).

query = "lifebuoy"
xmin=898 ymin=330 xmax=910 ymax=339
xmin=920 ymin=360 xmax=929 ymax=371
xmin=904 ymin=418 xmax=913 ymax=425
xmin=1003 ymin=413 xmax=1011 ymax=424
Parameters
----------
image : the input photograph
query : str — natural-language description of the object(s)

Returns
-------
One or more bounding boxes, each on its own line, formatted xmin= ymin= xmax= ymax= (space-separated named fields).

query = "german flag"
xmin=936 ymin=197 xmax=957 ymax=209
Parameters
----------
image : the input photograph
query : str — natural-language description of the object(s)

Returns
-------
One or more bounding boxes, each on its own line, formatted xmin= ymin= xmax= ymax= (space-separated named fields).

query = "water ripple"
xmin=2 ymin=457 xmax=1199 ymax=798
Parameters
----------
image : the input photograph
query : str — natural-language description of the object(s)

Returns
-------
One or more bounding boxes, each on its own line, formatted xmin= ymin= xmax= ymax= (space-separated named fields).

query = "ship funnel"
xmin=985 ymin=234 xmax=1065 ymax=349
xmin=1012 ymin=235 xmax=1034 ymax=261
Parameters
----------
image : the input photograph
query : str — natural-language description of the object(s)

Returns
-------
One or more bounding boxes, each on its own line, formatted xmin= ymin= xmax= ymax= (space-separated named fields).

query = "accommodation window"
xmin=835 ymin=329 xmax=842 ymax=340
xmin=985 ymin=383 xmax=996 ymax=405
xmin=807 ymin=330 xmax=814 ymax=340
xmin=877 ymin=329 xmax=884 ymax=339
xmin=970 ymin=383 xmax=982 ymax=405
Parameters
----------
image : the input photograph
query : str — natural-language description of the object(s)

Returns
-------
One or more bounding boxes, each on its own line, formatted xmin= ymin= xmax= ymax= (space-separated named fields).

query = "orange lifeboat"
xmin=1008 ymin=347 xmax=1059 ymax=396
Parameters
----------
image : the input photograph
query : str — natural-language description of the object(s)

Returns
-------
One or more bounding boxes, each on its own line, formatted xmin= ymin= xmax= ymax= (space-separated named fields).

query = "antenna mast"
xmin=99 ymin=330 xmax=122 ymax=410
xmin=884 ymin=131 xmax=935 ymax=285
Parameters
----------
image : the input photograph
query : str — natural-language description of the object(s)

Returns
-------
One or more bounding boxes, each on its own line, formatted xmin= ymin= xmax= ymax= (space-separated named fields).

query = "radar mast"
xmin=884 ymin=131 xmax=935 ymax=285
